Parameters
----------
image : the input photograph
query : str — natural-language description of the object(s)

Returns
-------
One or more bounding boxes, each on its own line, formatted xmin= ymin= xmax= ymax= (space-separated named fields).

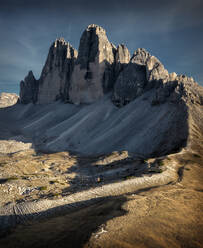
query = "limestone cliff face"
xmin=112 ymin=45 xmax=201 ymax=107
xmin=19 ymin=24 xmax=202 ymax=108
xmin=37 ymin=38 xmax=77 ymax=104
xmin=114 ymin=44 xmax=131 ymax=78
xmin=69 ymin=24 xmax=116 ymax=104
xmin=151 ymin=75 xmax=203 ymax=105
xmin=146 ymin=55 xmax=169 ymax=83
xmin=20 ymin=71 xmax=38 ymax=104
xmin=112 ymin=48 xmax=170 ymax=106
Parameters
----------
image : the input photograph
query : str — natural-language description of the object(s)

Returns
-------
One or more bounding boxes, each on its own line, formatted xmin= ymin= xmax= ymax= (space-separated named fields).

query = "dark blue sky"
xmin=0 ymin=0 xmax=203 ymax=94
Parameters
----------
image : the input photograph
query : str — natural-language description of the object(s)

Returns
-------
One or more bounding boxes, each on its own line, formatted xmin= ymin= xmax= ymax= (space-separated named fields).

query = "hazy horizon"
xmin=0 ymin=0 xmax=203 ymax=94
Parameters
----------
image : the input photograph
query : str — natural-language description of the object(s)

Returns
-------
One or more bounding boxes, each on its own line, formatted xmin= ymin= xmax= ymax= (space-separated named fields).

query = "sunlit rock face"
xmin=69 ymin=24 xmax=116 ymax=104
xmin=37 ymin=38 xmax=77 ymax=104
xmin=152 ymin=74 xmax=203 ymax=105
xmin=20 ymin=71 xmax=38 ymax=104
xmin=114 ymin=44 xmax=131 ymax=77
xmin=146 ymin=55 xmax=169 ymax=83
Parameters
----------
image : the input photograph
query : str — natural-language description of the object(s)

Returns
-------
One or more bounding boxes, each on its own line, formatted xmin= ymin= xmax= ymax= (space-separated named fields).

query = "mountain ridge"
xmin=19 ymin=24 xmax=202 ymax=107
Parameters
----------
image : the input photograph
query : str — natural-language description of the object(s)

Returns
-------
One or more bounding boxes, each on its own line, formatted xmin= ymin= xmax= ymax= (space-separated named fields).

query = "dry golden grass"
xmin=0 ymin=151 xmax=202 ymax=248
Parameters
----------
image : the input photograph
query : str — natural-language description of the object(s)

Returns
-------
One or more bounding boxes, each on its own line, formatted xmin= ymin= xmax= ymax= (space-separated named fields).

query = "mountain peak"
xmin=69 ymin=24 xmax=115 ymax=104
xmin=130 ymin=48 xmax=151 ymax=65
xmin=19 ymin=24 xmax=202 ymax=107
xmin=54 ymin=37 xmax=67 ymax=47
xmin=27 ymin=70 xmax=35 ymax=79
xmin=86 ymin=24 xmax=106 ymax=33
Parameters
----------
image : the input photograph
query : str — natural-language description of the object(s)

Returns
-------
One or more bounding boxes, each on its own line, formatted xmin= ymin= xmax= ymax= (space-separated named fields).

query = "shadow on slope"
xmin=0 ymin=89 xmax=190 ymax=158
xmin=0 ymin=195 xmax=127 ymax=248
xmin=61 ymin=153 xmax=148 ymax=195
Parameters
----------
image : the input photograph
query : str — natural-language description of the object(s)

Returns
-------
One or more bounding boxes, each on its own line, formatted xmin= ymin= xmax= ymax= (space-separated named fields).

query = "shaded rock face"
xmin=151 ymin=75 xmax=203 ymax=106
xmin=113 ymin=47 xmax=201 ymax=108
xmin=37 ymin=38 xmax=77 ymax=104
xmin=20 ymin=71 xmax=38 ymax=104
xmin=113 ymin=63 xmax=147 ymax=106
xmin=113 ymin=48 xmax=149 ymax=106
xmin=69 ymin=24 xmax=116 ymax=104
xmin=113 ymin=48 xmax=170 ymax=106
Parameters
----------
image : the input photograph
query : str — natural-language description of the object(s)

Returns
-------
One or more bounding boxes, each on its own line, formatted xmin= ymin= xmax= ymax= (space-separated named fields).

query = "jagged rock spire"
xmin=19 ymin=24 xmax=201 ymax=107
xmin=20 ymin=70 xmax=38 ymax=104
xmin=37 ymin=38 xmax=77 ymax=104
xmin=68 ymin=24 xmax=116 ymax=104
xmin=114 ymin=44 xmax=131 ymax=79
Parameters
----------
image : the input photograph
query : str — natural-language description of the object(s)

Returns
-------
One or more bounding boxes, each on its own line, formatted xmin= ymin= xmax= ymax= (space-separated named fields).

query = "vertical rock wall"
xmin=20 ymin=71 xmax=38 ymax=104
xmin=37 ymin=38 xmax=77 ymax=104
xmin=19 ymin=24 xmax=195 ymax=107
xmin=69 ymin=24 xmax=115 ymax=104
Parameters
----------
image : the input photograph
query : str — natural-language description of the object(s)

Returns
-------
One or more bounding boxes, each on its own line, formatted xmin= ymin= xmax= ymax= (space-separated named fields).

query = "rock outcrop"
xmin=19 ymin=24 xmax=202 ymax=109
xmin=114 ymin=44 xmax=131 ymax=78
xmin=146 ymin=55 xmax=169 ymax=83
xmin=37 ymin=38 xmax=77 ymax=104
xmin=113 ymin=48 xmax=170 ymax=106
xmin=20 ymin=71 xmax=38 ymax=104
xmin=151 ymin=75 xmax=203 ymax=105
xmin=69 ymin=24 xmax=115 ymax=104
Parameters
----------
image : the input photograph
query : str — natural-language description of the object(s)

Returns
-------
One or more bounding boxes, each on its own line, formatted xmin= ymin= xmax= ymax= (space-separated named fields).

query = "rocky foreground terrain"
xmin=0 ymin=24 xmax=203 ymax=247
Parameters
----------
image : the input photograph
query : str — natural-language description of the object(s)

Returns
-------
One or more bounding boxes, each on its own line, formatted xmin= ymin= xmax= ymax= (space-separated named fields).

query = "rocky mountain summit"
xmin=37 ymin=38 xmax=77 ymax=104
xmin=69 ymin=24 xmax=115 ymax=104
xmin=19 ymin=24 xmax=203 ymax=108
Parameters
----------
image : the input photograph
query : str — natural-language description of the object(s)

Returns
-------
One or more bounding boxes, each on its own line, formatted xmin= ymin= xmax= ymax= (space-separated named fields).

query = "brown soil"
xmin=0 ymin=152 xmax=202 ymax=248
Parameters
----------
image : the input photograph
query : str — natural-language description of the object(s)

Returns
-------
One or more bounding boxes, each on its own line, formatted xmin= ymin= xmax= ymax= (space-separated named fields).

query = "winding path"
xmin=0 ymin=159 xmax=178 ymax=233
